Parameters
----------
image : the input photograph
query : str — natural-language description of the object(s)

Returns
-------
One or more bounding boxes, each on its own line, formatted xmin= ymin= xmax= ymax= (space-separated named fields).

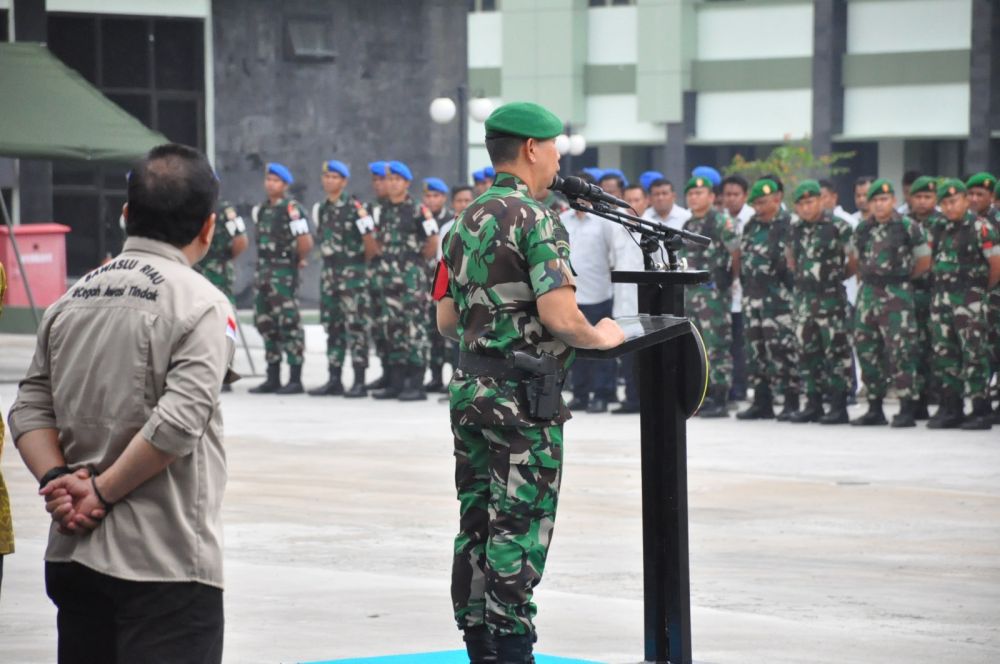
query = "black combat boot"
xmin=776 ymin=390 xmax=800 ymax=422
xmin=736 ymin=385 xmax=774 ymax=420
xmin=789 ymin=393 xmax=823 ymax=423
xmin=462 ymin=625 xmax=498 ymax=664
xmin=276 ymin=364 xmax=304 ymax=394
xmin=927 ymin=392 xmax=964 ymax=429
xmin=851 ymin=398 xmax=887 ymax=426
xmin=960 ymin=398 xmax=993 ymax=430
xmin=343 ymin=364 xmax=367 ymax=398
xmin=890 ymin=399 xmax=917 ymax=428
xmin=371 ymin=364 xmax=403 ymax=399
xmin=698 ymin=385 xmax=729 ymax=418
xmin=818 ymin=392 xmax=849 ymax=424
xmin=425 ymin=363 xmax=445 ymax=393
xmin=398 ymin=365 xmax=428 ymax=401
xmin=249 ymin=362 xmax=281 ymax=394
xmin=913 ymin=390 xmax=931 ymax=420
xmin=495 ymin=634 xmax=534 ymax=664
xmin=308 ymin=365 xmax=344 ymax=396
xmin=365 ymin=358 xmax=390 ymax=390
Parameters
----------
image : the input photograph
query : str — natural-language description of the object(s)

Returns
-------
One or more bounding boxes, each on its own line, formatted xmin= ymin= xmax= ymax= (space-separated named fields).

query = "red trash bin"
xmin=0 ymin=223 xmax=72 ymax=308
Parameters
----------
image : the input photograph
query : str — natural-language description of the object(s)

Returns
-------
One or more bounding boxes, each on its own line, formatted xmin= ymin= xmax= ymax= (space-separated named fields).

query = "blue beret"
xmin=388 ymin=160 xmax=412 ymax=181
xmin=582 ymin=167 xmax=605 ymax=182
xmin=471 ymin=168 xmax=484 ymax=183
xmin=323 ymin=160 xmax=350 ymax=178
xmin=369 ymin=161 xmax=390 ymax=177
xmin=691 ymin=166 xmax=721 ymax=187
xmin=483 ymin=166 xmax=495 ymax=178
xmin=423 ymin=177 xmax=449 ymax=194
xmin=266 ymin=162 xmax=294 ymax=185
xmin=639 ymin=170 xmax=664 ymax=191
xmin=600 ymin=168 xmax=629 ymax=186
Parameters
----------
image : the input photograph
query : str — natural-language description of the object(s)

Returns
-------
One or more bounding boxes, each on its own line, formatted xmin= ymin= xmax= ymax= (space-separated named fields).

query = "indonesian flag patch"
xmin=432 ymin=259 xmax=450 ymax=301
xmin=226 ymin=316 xmax=238 ymax=342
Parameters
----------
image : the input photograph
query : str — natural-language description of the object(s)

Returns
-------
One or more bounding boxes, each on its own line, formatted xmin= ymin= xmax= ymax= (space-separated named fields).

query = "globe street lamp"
xmin=556 ymin=125 xmax=587 ymax=175
xmin=430 ymin=87 xmax=494 ymax=186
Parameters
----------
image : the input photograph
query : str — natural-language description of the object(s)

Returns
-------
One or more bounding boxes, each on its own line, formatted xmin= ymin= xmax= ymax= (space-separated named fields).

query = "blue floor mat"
xmin=303 ymin=650 xmax=602 ymax=664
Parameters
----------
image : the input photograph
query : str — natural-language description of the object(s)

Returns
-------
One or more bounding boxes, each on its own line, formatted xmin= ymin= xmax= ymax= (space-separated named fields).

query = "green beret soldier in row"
xmin=679 ymin=176 xmax=740 ymax=417
xmin=850 ymin=179 xmax=930 ymax=427
xmin=905 ymin=176 xmax=944 ymax=418
xmin=249 ymin=163 xmax=314 ymax=394
xmin=422 ymin=177 xmax=454 ymax=393
xmin=785 ymin=180 xmax=855 ymax=424
xmin=308 ymin=160 xmax=380 ymax=398
xmin=370 ymin=161 xmax=439 ymax=401
xmin=926 ymin=179 xmax=1000 ymax=429
xmin=964 ymin=173 xmax=1000 ymax=423
xmin=436 ymin=101 xmax=624 ymax=662
xmin=737 ymin=178 xmax=800 ymax=420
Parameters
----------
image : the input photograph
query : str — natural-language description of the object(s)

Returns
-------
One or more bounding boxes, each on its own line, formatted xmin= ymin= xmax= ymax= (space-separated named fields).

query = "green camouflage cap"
xmin=748 ymin=178 xmax=779 ymax=203
xmin=936 ymin=178 xmax=966 ymax=203
xmin=484 ymin=102 xmax=563 ymax=140
xmin=866 ymin=178 xmax=894 ymax=201
xmin=684 ymin=175 xmax=712 ymax=193
xmin=792 ymin=179 xmax=821 ymax=202
xmin=909 ymin=176 xmax=937 ymax=195
xmin=965 ymin=171 xmax=996 ymax=191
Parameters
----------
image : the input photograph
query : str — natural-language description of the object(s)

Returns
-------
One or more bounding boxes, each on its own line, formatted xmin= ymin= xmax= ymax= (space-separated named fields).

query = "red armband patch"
xmin=432 ymin=259 xmax=450 ymax=301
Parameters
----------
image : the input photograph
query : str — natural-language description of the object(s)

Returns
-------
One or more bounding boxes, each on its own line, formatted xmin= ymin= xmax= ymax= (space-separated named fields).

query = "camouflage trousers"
xmin=854 ymin=284 xmax=920 ymax=400
xmin=989 ymin=290 xmax=1000 ymax=376
xmin=451 ymin=422 xmax=563 ymax=638
xmin=255 ymin=268 xmax=304 ymax=366
xmin=930 ymin=288 xmax=991 ymax=401
xmin=794 ymin=297 xmax=853 ymax=396
xmin=367 ymin=263 xmax=387 ymax=360
xmin=198 ymin=263 xmax=235 ymax=306
xmin=742 ymin=302 xmax=799 ymax=395
xmin=686 ymin=284 xmax=732 ymax=388
xmin=913 ymin=285 xmax=936 ymax=399
xmin=319 ymin=260 xmax=370 ymax=368
xmin=374 ymin=258 xmax=428 ymax=367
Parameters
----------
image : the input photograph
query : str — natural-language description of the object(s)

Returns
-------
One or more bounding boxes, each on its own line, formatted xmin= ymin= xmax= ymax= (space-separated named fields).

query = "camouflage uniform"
xmin=929 ymin=210 xmax=1000 ymax=401
xmin=195 ymin=201 xmax=246 ymax=305
xmin=985 ymin=207 xmax=1000 ymax=389
xmin=740 ymin=210 xmax=799 ymax=396
xmin=367 ymin=197 xmax=388 ymax=364
xmin=371 ymin=196 xmax=437 ymax=368
xmin=788 ymin=211 xmax=854 ymax=396
xmin=910 ymin=211 xmax=945 ymax=399
xmin=315 ymin=193 xmax=375 ymax=368
xmin=852 ymin=213 xmax=929 ymax=400
xmin=253 ymin=198 xmax=311 ymax=366
xmin=444 ymin=172 xmax=575 ymax=638
xmin=679 ymin=209 xmax=739 ymax=389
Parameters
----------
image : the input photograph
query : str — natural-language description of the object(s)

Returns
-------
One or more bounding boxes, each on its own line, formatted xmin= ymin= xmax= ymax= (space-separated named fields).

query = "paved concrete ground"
xmin=1 ymin=326 xmax=998 ymax=664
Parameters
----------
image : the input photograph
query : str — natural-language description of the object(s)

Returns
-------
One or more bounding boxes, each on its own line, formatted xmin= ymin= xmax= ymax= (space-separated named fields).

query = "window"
xmin=0 ymin=10 xmax=9 ymax=41
xmin=589 ymin=0 xmax=634 ymax=6
xmin=285 ymin=16 xmax=336 ymax=62
xmin=468 ymin=0 xmax=498 ymax=12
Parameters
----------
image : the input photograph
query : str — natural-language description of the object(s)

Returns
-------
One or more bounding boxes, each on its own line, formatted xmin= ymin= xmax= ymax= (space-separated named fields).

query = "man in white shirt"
xmin=643 ymin=178 xmax=691 ymax=231
xmin=560 ymin=205 xmax=620 ymax=412
xmin=610 ymin=184 xmax=649 ymax=414
xmin=721 ymin=174 xmax=753 ymax=400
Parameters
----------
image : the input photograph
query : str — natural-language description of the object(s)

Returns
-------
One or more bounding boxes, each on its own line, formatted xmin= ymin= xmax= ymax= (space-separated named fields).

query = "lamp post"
xmin=430 ymin=87 xmax=494 ymax=186
xmin=555 ymin=124 xmax=587 ymax=175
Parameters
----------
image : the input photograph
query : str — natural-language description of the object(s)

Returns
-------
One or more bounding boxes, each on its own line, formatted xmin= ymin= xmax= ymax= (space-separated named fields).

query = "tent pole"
xmin=0 ymin=193 xmax=41 ymax=328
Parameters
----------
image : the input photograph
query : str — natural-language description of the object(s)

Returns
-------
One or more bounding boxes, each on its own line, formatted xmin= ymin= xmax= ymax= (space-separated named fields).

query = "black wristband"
xmin=87 ymin=465 xmax=114 ymax=512
xmin=38 ymin=465 xmax=71 ymax=489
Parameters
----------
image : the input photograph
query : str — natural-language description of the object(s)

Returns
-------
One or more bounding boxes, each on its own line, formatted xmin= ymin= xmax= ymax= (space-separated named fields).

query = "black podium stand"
xmin=577 ymin=269 xmax=709 ymax=664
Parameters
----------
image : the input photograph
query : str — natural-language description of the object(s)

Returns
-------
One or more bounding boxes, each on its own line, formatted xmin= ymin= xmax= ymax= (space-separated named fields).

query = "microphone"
xmin=550 ymin=175 xmax=629 ymax=209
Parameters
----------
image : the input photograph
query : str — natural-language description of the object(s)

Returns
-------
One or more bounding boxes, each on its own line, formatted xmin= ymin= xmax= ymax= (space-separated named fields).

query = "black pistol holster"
xmin=458 ymin=350 xmax=564 ymax=421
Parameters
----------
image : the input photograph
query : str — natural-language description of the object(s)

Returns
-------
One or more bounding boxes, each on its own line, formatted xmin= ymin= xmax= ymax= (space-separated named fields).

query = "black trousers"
xmin=572 ymin=299 xmax=616 ymax=401
xmin=45 ymin=562 xmax=224 ymax=664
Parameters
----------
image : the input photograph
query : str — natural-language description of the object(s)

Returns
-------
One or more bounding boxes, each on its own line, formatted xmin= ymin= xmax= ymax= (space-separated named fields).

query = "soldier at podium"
xmin=434 ymin=101 xmax=623 ymax=663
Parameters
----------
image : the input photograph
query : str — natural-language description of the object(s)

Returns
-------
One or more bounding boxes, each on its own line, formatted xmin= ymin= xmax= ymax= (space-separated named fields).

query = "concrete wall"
xmin=212 ymin=0 xmax=467 ymax=305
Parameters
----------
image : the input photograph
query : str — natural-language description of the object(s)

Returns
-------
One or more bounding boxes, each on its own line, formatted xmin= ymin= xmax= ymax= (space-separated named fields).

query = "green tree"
xmin=723 ymin=140 xmax=855 ymax=204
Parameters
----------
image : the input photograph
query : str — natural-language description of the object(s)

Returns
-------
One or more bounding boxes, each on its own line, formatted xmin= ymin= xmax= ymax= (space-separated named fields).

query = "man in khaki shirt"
xmin=8 ymin=144 xmax=235 ymax=664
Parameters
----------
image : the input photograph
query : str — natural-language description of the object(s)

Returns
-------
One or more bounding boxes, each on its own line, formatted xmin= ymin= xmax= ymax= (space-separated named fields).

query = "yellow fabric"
xmin=0 ymin=261 xmax=14 ymax=554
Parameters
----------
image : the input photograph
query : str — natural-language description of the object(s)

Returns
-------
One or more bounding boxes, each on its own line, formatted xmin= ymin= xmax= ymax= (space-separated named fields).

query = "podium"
xmin=577 ymin=269 xmax=709 ymax=664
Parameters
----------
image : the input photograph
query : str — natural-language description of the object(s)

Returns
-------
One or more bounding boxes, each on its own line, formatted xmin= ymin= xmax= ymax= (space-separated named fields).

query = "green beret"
xmin=909 ymin=176 xmax=937 ymax=195
xmin=937 ymin=178 xmax=967 ymax=203
xmin=748 ymin=178 xmax=779 ymax=203
xmin=866 ymin=178 xmax=894 ymax=201
xmin=965 ymin=171 xmax=996 ymax=191
xmin=684 ymin=176 xmax=712 ymax=193
xmin=792 ymin=179 xmax=821 ymax=203
xmin=484 ymin=101 xmax=563 ymax=140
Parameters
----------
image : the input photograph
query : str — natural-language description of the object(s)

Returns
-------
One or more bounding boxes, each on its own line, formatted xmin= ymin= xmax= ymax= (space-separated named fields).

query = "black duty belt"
xmin=794 ymin=280 xmax=843 ymax=293
xmin=458 ymin=351 xmax=530 ymax=381
xmin=860 ymin=273 xmax=908 ymax=287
